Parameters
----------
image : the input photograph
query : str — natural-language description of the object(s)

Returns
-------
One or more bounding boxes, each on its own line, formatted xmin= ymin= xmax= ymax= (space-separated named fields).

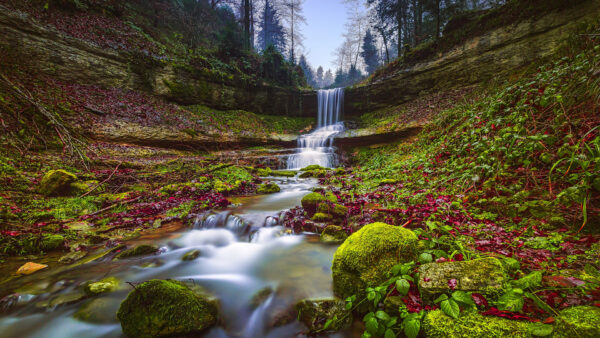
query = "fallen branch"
xmin=79 ymin=162 xmax=122 ymax=198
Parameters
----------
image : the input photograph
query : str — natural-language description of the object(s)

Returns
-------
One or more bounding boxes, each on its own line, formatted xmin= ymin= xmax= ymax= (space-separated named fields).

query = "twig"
xmin=80 ymin=162 xmax=122 ymax=198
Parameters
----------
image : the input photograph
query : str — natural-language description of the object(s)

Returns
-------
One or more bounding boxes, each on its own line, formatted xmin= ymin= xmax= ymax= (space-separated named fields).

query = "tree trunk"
xmin=244 ymin=0 xmax=251 ymax=49
xmin=396 ymin=1 xmax=403 ymax=55
xmin=436 ymin=0 xmax=441 ymax=39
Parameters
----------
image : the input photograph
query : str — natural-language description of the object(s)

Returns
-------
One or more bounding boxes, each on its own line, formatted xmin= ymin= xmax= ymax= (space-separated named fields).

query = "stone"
xmin=554 ymin=306 xmax=600 ymax=338
xmin=114 ymin=244 xmax=158 ymax=260
xmin=36 ymin=291 xmax=87 ymax=309
xmin=84 ymin=277 xmax=120 ymax=296
xmin=16 ymin=262 xmax=48 ymax=275
xmin=38 ymin=169 xmax=78 ymax=196
xmin=295 ymin=298 xmax=351 ymax=332
xmin=311 ymin=213 xmax=332 ymax=222
xmin=317 ymin=203 xmax=348 ymax=221
xmin=58 ymin=251 xmax=87 ymax=264
xmin=422 ymin=309 xmax=532 ymax=338
xmin=301 ymin=192 xmax=328 ymax=216
xmin=271 ymin=170 xmax=296 ymax=177
xmin=40 ymin=234 xmax=65 ymax=251
xmin=74 ymin=298 xmax=119 ymax=324
xmin=418 ymin=258 xmax=507 ymax=302
xmin=249 ymin=287 xmax=273 ymax=309
xmin=257 ymin=182 xmax=281 ymax=194
xmin=117 ymin=279 xmax=218 ymax=337
xmin=66 ymin=221 xmax=93 ymax=232
xmin=331 ymin=222 xmax=417 ymax=307
xmin=301 ymin=165 xmax=328 ymax=171
xmin=320 ymin=225 xmax=348 ymax=244
xmin=181 ymin=249 xmax=201 ymax=261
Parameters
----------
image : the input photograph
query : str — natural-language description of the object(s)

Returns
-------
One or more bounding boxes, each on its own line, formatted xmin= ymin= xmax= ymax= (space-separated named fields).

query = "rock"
xmin=181 ymin=249 xmax=201 ymax=261
xmin=117 ymin=279 xmax=218 ymax=337
xmin=38 ymin=169 xmax=78 ymax=196
xmin=554 ymin=306 xmax=600 ymax=338
xmin=301 ymin=165 xmax=328 ymax=171
xmin=332 ymin=222 xmax=417 ymax=306
xmin=58 ymin=251 xmax=87 ymax=264
xmin=16 ymin=262 xmax=48 ymax=275
xmin=36 ymin=291 xmax=87 ymax=309
xmin=312 ymin=213 xmax=332 ymax=222
xmin=70 ymin=180 xmax=100 ymax=195
xmin=114 ymin=244 xmax=158 ymax=260
xmin=66 ymin=221 xmax=93 ymax=232
xmin=84 ymin=277 xmax=120 ymax=296
xmin=418 ymin=258 xmax=507 ymax=302
xmin=271 ymin=170 xmax=296 ymax=177
xmin=249 ymin=287 xmax=273 ymax=309
xmin=324 ymin=192 xmax=338 ymax=203
xmin=320 ymin=225 xmax=348 ymax=243
xmin=296 ymin=298 xmax=351 ymax=332
xmin=257 ymin=183 xmax=281 ymax=194
xmin=422 ymin=309 xmax=532 ymax=338
xmin=317 ymin=203 xmax=348 ymax=221
xmin=74 ymin=298 xmax=119 ymax=324
xmin=299 ymin=169 xmax=327 ymax=178
xmin=40 ymin=234 xmax=65 ymax=251
xmin=301 ymin=192 xmax=328 ymax=216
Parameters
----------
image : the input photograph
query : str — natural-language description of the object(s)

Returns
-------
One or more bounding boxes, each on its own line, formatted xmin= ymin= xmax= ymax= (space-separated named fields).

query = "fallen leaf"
xmin=16 ymin=262 xmax=48 ymax=275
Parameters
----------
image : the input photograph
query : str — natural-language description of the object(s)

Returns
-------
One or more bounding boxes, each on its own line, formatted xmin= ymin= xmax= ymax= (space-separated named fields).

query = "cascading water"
xmin=286 ymin=88 xmax=345 ymax=169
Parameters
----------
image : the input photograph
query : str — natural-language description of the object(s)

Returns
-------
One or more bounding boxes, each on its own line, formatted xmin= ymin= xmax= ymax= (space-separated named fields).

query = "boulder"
xmin=332 ymin=222 xmax=417 ymax=305
xmin=114 ymin=244 xmax=158 ymax=260
xmin=181 ymin=249 xmax=201 ymax=261
xmin=74 ymin=298 xmax=119 ymax=324
xmin=296 ymin=298 xmax=351 ymax=332
xmin=317 ymin=203 xmax=348 ymax=222
xmin=320 ymin=225 xmax=348 ymax=244
xmin=40 ymin=234 xmax=65 ymax=251
xmin=257 ymin=183 xmax=281 ymax=194
xmin=38 ymin=169 xmax=78 ymax=196
xmin=554 ymin=306 xmax=600 ymax=338
xmin=84 ymin=277 xmax=120 ymax=296
xmin=422 ymin=309 xmax=532 ymax=338
xmin=301 ymin=165 xmax=328 ymax=171
xmin=36 ymin=291 xmax=87 ymax=309
xmin=418 ymin=258 xmax=507 ymax=302
xmin=312 ymin=213 xmax=332 ymax=222
xmin=271 ymin=170 xmax=296 ymax=177
xmin=117 ymin=279 xmax=218 ymax=337
xmin=301 ymin=192 xmax=328 ymax=216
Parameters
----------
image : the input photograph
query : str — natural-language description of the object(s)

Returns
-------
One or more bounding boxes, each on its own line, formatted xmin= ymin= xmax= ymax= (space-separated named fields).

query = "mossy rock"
xmin=257 ymin=183 xmax=281 ymax=194
xmin=320 ymin=225 xmax=348 ymax=243
xmin=301 ymin=192 xmax=327 ymax=216
xmin=300 ymin=165 xmax=328 ymax=171
xmin=325 ymin=192 xmax=338 ymax=203
xmin=331 ymin=222 xmax=417 ymax=307
xmin=317 ymin=203 xmax=347 ymax=221
xmin=181 ymin=249 xmax=201 ymax=261
xmin=256 ymin=168 xmax=272 ymax=177
xmin=36 ymin=291 xmax=87 ymax=309
xmin=74 ymin=297 xmax=119 ymax=324
xmin=417 ymin=258 xmax=507 ymax=302
xmin=554 ymin=306 xmax=600 ymax=337
xmin=312 ymin=212 xmax=332 ymax=222
xmin=422 ymin=309 xmax=532 ymax=338
xmin=40 ymin=234 xmax=65 ymax=251
xmin=117 ymin=279 xmax=218 ymax=337
xmin=249 ymin=287 xmax=273 ymax=309
xmin=295 ymin=298 xmax=351 ymax=332
xmin=58 ymin=250 xmax=87 ymax=264
xmin=334 ymin=168 xmax=346 ymax=175
xmin=84 ymin=277 xmax=120 ymax=296
xmin=38 ymin=169 xmax=78 ymax=196
xmin=114 ymin=244 xmax=158 ymax=260
xmin=70 ymin=180 xmax=101 ymax=195
xmin=299 ymin=169 xmax=327 ymax=178
xmin=271 ymin=170 xmax=297 ymax=177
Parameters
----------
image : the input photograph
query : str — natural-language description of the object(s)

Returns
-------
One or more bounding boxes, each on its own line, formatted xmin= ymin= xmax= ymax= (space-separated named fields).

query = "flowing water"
xmin=286 ymin=88 xmax=345 ymax=170
xmin=0 ymin=176 xmax=343 ymax=337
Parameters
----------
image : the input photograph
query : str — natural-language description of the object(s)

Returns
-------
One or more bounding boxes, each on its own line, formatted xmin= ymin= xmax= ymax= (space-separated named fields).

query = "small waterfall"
xmin=287 ymin=88 xmax=345 ymax=169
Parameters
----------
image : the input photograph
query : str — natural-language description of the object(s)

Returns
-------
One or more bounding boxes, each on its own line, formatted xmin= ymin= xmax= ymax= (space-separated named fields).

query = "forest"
xmin=0 ymin=0 xmax=599 ymax=337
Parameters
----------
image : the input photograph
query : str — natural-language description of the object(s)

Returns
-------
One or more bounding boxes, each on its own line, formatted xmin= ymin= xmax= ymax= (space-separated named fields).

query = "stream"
xmin=0 ymin=175 xmax=343 ymax=337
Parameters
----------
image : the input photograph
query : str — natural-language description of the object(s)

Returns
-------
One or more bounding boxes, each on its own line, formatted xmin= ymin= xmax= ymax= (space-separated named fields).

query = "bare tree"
xmin=281 ymin=0 xmax=306 ymax=64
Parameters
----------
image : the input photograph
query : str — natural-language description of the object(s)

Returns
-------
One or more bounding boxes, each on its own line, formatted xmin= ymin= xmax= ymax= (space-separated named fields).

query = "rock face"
xmin=422 ymin=309 xmax=532 ymax=338
xmin=38 ymin=170 xmax=78 ymax=196
xmin=117 ymin=279 xmax=218 ymax=338
xmin=295 ymin=298 xmax=352 ymax=332
xmin=331 ymin=222 xmax=418 ymax=303
xmin=344 ymin=0 xmax=600 ymax=116
xmin=554 ymin=306 xmax=600 ymax=338
xmin=418 ymin=258 xmax=507 ymax=302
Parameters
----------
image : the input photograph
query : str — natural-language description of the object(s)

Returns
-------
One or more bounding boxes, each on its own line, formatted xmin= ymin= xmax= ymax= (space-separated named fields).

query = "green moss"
xmin=296 ymin=298 xmax=351 ymax=332
xmin=84 ymin=277 xmax=120 ymax=296
xmin=555 ymin=306 xmax=600 ymax=337
xmin=331 ymin=222 xmax=418 ymax=305
xmin=299 ymin=169 xmax=327 ymax=178
xmin=271 ymin=170 xmax=297 ymax=177
xmin=317 ymin=203 xmax=348 ymax=220
xmin=257 ymin=183 xmax=281 ymax=194
xmin=165 ymin=201 xmax=197 ymax=218
xmin=40 ymin=234 xmax=65 ymax=251
xmin=511 ymin=271 xmax=543 ymax=289
xmin=320 ymin=225 xmax=348 ymax=243
xmin=160 ymin=181 xmax=211 ymax=195
xmin=116 ymin=279 xmax=218 ymax=337
xmin=114 ymin=244 xmax=158 ymax=260
xmin=312 ymin=213 xmax=332 ymax=222
xmin=38 ymin=169 xmax=78 ymax=196
xmin=325 ymin=192 xmax=338 ymax=203
xmin=379 ymin=179 xmax=398 ymax=186
xmin=182 ymin=249 xmax=201 ymax=261
xmin=301 ymin=192 xmax=328 ymax=216
xmin=422 ymin=309 xmax=532 ymax=338
xmin=301 ymin=165 xmax=328 ymax=171
xmin=256 ymin=167 xmax=273 ymax=177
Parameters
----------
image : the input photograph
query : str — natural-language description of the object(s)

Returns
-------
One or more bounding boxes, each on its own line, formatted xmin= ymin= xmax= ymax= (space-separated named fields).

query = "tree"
xmin=243 ymin=0 xmax=252 ymax=49
xmin=315 ymin=66 xmax=324 ymax=88
xmin=361 ymin=29 xmax=379 ymax=74
xmin=297 ymin=54 xmax=314 ymax=87
xmin=258 ymin=0 xmax=287 ymax=53
xmin=281 ymin=0 xmax=306 ymax=64
xmin=323 ymin=69 xmax=334 ymax=87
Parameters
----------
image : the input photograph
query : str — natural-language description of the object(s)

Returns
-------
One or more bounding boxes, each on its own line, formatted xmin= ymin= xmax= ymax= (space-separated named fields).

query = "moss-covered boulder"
xmin=301 ymin=165 xmax=328 ymax=171
xmin=423 ymin=309 xmax=532 ymax=338
xmin=312 ymin=213 xmax=332 ymax=222
xmin=417 ymin=258 xmax=507 ymax=302
xmin=301 ymin=192 xmax=327 ymax=216
xmin=84 ymin=277 xmax=120 ymax=296
xmin=554 ymin=306 xmax=600 ymax=338
xmin=332 ymin=222 xmax=417 ymax=304
xmin=257 ymin=183 xmax=281 ymax=194
xmin=38 ymin=169 xmax=78 ymax=196
xmin=114 ymin=244 xmax=158 ymax=260
xmin=40 ymin=234 xmax=65 ymax=251
xmin=320 ymin=225 xmax=348 ymax=243
xmin=317 ymin=203 xmax=347 ymax=221
xmin=299 ymin=169 xmax=327 ymax=178
xmin=117 ymin=279 xmax=218 ymax=337
xmin=295 ymin=298 xmax=351 ymax=332
xmin=271 ymin=170 xmax=297 ymax=177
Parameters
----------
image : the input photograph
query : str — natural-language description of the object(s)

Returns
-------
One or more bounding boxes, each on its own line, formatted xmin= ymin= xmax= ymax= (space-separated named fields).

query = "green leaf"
xmin=384 ymin=328 xmax=396 ymax=338
xmin=367 ymin=291 xmax=376 ymax=301
xmin=366 ymin=317 xmax=379 ymax=335
xmin=419 ymin=252 xmax=433 ymax=264
xmin=527 ymin=323 xmax=554 ymax=336
xmin=404 ymin=318 xmax=421 ymax=338
xmin=497 ymin=288 xmax=525 ymax=312
xmin=396 ymin=279 xmax=410 ymax=296
xmin=441 ymin=299 xmax=460 ymax=319
xmin=376 ymin=311 xmax=391 ymax=321
xmin=512 ymin=271 xmax=542 ymax=289
xmin=323 ymin=318 xmax=333 ymax=330
xmin=452 ymin=291 xmax=475 ymax=306
xmin=433 ymin=294 xmax=448 ymax=304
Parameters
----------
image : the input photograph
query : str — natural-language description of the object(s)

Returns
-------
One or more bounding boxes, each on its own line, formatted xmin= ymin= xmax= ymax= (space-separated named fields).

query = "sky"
xmin=302 ymin=0 xmax=348 ymax=72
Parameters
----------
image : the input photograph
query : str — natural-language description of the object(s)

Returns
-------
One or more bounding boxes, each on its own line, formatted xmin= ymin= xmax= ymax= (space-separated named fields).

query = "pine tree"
xmin=315 ymin=66 xmax=324 ymax=88
xmin=297 ymin=54 xmax=314 ymax=87
xmin=258 ymin=0 xmax=287 ymax=53
xmin=361 ymin=29 xmax=379 ymax=74
xmin=323 ymin=69 xmax=334 ymax=88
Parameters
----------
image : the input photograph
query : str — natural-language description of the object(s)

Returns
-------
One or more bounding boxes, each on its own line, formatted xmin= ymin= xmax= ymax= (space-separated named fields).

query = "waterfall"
xmin=286 ymin=88 xmax=345 ymax=169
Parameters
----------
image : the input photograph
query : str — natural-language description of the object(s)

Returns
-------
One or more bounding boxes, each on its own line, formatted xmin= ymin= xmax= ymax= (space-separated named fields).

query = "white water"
xmin=286 ymin=88 xmax=345 ymax=169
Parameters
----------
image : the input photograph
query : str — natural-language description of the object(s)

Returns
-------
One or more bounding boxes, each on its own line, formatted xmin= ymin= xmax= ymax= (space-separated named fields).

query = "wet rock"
xmin=0 ymin=294 xmax=36 ymax=312
xmin=117 ymin=279 xmax=218 ymax=337
xmin=84 ymin=277 xmax=120 ymax=296
xmin=554 ymin=306 xmax=600 ymax=338
xmin=181 ymin=249 xmax=201 ymax=261
xmin=271 ymin=170 xmax=296 ymax=177
xmin=418 ymin=258 xmax=507 ymax=302
xmin=332 ymin=222 xmax=417 ymax=308
xmin=301 ymin=192 xmax=328 ymax=216
xmin=16 ymin=262 xmax=48 ymax=275
xmin=40 ymin=234 xmax=65 ymax=251
xmin=74 ymin=297 xmax=119 ymax=324
xmin=296 ymin=298 xmax=351 ymax=332
xmin=301 ymin=165 xmax=328 ymax=171
xmin=320 ymin=225 xmax=348 ymax=244
xmin=36 ymin=291 xmax=87 ymax=309
xmin=58 ymin=251 xmax=87 ymax=264
xmin=114 ymin=244 xmax=158 ymax=260
xmin=257 ymin=182 xmax=281 ymax=194
xmin=249 ymin=286 xmax=273 ymax=309
xmin=268 ymin=307 xmax=296 ymax=328
xmin=38 ymin=169 xmax=78 ymax=196
xmin=423 ymin=309 xmax=532 ymax=338
xmin=312 ymin=213 xmax=332 ymax=222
